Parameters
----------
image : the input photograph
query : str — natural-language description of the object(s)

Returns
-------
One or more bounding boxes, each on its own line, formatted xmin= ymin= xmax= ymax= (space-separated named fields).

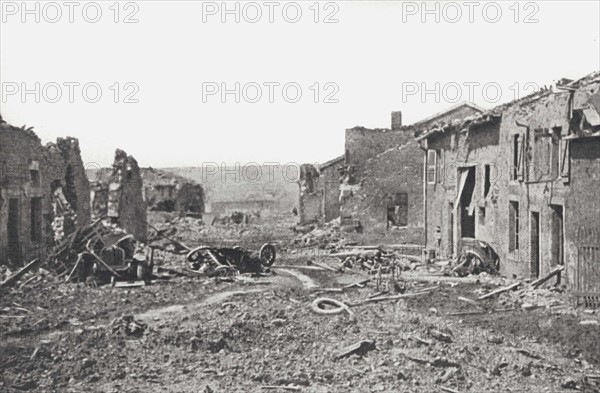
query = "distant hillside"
xmin=166 ymin=165 xmax=299 ymax=213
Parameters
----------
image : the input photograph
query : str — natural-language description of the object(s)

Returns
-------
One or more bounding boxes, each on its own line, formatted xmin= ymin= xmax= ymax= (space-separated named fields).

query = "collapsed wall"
xmin=140 ymin=168 xmax=205 ymax=215
xmin=0 ymin=115 xmax=90 ymax=265
xmin=106 ymin=149 xmax=147 ymax=242
xmin=340 ymin=105 xmax=484 ymax=245
xmin=297 ymin=156 xmax=344 ymax=225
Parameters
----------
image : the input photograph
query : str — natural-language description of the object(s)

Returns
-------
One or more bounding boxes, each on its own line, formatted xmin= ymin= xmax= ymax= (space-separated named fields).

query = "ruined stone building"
xmin=417 ymin=71 xmax=600 ymax=291
xmin=0 ymin=116 xmax=90 ymax=266
xmin=90 ymin=150 xmax=147 ymax=242
xmin=298 ymin=155 xmax=344 ymax=225
xmin=340 ymin=104 xmax=484 ymax=245
xmin=140 ymin=168 xmax=205 ymax=216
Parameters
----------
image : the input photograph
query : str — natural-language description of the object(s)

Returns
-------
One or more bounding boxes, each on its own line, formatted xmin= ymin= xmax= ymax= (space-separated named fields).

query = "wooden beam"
xmin=478 ymin=282 xmax=521 ymax=300
xmin=531 ymin=265 xmax=564 ymax=288
xmin=0 ymin=259 xmax=41 ymax=289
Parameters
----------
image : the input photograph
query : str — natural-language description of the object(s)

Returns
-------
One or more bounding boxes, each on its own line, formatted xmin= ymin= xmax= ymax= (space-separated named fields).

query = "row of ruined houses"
xmin=0 ymin=115 xmax=205 ymax=267
xmin=299 ymin=71 xmax=600 ymax=293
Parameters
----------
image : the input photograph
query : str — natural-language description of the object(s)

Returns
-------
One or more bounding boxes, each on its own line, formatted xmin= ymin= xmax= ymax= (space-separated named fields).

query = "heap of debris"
xmin=293 ymin=218 xmax=345 ymax=249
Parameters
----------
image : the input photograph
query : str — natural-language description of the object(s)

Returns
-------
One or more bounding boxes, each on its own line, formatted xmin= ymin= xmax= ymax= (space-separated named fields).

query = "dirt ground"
xmin=1 ymin=215 xmax=599 ymax=392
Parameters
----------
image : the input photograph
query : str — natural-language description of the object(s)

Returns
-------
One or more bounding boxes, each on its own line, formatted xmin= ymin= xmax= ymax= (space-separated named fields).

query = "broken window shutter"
xmin=437 ymin=150 xmax=444 ymax=183
xmin=427 ymin=150 xmax=436 ymax=184
xmin=560 ymin=140 xmax=570 ymax=180
xmin=517 ymin=135 xmax=524 ymax=181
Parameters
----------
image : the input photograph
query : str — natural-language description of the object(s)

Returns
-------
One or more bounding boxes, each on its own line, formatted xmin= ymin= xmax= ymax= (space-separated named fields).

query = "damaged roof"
xmin=349 ymin=102 xmax=485 ymax=134
xmin=320 ymin=155 xmax=344 ymax=170
xmin=415 ymin=71 xmax=600 ymax=142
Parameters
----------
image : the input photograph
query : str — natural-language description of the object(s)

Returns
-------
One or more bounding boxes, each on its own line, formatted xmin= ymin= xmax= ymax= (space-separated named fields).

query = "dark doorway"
xmin=8 ymin=198 xmax=21 ymax=264
xmin=459 ymin=167 xmax=476 ymax=239
xmin=530 ymin=211 xmax=540 ymax=278
xmin=550 ymin=204 xmax=564 ymax=264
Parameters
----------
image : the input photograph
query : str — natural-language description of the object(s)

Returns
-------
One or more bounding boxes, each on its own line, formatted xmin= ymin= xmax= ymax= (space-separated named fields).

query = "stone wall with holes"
xmin=297 ymin=158 xmax=344 ymax=226
xmin=423 ymin=82 xmax=600 ymax=287
xmin=341 ymin=140 xmax=425 ymax=245
xmin=0 ymin=120 xmax=90 ymax=265
xmin=106 ymin=149 xmax=147 ymax=242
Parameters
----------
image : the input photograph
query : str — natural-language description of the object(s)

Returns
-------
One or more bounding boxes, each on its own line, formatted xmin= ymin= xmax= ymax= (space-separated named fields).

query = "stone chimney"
xmin=391 ymin=111 xmax=402 ymax=130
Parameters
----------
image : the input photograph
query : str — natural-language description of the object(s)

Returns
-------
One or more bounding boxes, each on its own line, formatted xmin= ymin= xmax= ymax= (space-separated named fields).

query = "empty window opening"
xmin=484 ymin=164 xmax=491 ymax=197
xmin=509 ymin=201 xmax=519 ymax=251
xmin=387 ymin=193 xmax=408 ymax=228
xmin=30 ymin=197 xmax=42 ymax=242
xmin=30 ymin=169 xmax=40 ymax=187
xmin=458 ymin=167 xmax=476 ymax=239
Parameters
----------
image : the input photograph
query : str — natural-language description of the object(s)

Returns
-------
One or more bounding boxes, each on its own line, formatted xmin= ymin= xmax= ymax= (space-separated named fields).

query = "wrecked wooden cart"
xmin=186 ymin=243 xmax=276 ymax=276
xmin=69 ymin=235 xmax=155 ymax=286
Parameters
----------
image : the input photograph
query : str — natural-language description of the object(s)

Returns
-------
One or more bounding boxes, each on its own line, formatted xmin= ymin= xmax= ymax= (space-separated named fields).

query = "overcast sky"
xmin=1 ymin=0 xmax=599 ymax=168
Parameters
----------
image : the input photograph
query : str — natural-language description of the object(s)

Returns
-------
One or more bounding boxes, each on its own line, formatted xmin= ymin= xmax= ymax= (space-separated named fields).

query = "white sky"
xmin=1 ymin=0 xmax=599 ymax=168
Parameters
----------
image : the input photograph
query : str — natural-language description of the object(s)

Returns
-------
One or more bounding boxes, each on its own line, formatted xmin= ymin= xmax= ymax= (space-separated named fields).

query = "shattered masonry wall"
xmin=298 ymin=157 xmax=344 ymax=225
xmin=321 ymin=157 xmax=344 ymax=222
xmin=298 ymin=164 xmax=321 ymax=224
xmin=424 ymin=78 xmax=600 ymax=288
xmin=0 ymin=120 xmax=90 ymax=265
xmin=107 ymin=149 xmax=147 ymax=242
xmin=140 ymin=168 xmax=205 ymax=214
xmin=342 ymin=104 xmax=484 ymax=245
xmin=343 ymin=141 xmax=424 ymax=244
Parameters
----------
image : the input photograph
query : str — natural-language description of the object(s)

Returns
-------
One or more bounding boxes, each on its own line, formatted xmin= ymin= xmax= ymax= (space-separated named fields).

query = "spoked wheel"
xmin=259 ymin=244 xmax=276 ymax=267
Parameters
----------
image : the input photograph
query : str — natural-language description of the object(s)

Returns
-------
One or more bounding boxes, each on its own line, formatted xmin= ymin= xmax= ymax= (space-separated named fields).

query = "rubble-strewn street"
xmin=2 ymin=214 xmax=599 ymax=392
xmin=2 ymin=3 xmax=600 ymax=391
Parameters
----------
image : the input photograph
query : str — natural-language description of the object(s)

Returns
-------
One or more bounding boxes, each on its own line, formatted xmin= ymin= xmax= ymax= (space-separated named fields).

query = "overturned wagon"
xmin=186 ymin=243 xmax=276 ymax=276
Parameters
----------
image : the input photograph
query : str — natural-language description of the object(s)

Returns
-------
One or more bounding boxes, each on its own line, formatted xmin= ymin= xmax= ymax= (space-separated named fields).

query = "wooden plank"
xmin=0 ymin=259 xmax=41 ymax=289
xmin=478 ymin=282 xmax=522 ymax=300
xmin=531 ymin=265 xmax=564 ymax=288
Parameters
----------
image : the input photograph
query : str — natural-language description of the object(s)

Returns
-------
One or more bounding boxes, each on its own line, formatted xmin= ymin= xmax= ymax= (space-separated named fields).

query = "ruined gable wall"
xmin=175 ymin=183 xmax=205 ymax=213
xmin=298 ymin=164 xmax=321 ymax=224
xmin=55 ymin=138 xmax=91 ymax=228
xmin=0 ymin=126 xmax=91 ymax=265
xmin=321 ymin=161 xmax=343 ymax=222
xmin=344 ymin=141 xmax=425 ymax=245
xmin=109 ymin=150 xmax=147 ymax=242
xmin=0 ymin=127 xmax=47 ymax=264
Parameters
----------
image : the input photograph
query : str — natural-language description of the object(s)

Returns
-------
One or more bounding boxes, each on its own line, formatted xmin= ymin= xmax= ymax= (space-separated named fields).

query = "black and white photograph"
xmin=1 ymin=1 xmax=600 ymax=391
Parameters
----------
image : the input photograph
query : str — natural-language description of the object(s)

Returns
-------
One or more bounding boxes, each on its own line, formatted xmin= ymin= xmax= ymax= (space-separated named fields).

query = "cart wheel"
xmin=259 ymin=244 xmax=276 ymax=267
